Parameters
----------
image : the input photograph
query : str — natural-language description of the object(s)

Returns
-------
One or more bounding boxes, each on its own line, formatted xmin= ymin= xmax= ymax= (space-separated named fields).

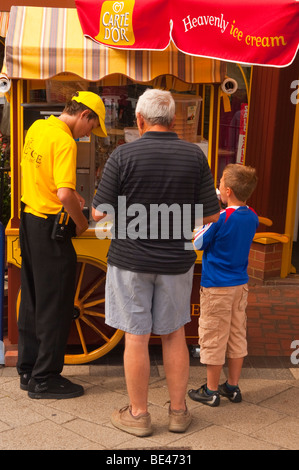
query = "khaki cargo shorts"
xmin=198 ymin=284 xmax=248 ymax=365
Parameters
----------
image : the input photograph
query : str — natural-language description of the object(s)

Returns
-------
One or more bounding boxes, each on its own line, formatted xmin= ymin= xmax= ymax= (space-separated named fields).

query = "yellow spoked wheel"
xmin=16 ymin=257 xmax=124 ymax=364
xmin=65 ymin=257 xmax=124 ymax=364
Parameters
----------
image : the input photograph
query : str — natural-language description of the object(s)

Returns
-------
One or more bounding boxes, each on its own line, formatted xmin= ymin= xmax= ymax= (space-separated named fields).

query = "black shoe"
xmin=188 ymin=384 xmax=220 ymax=407
xmin=28 ymin=375 xmax=84 ymax=400
xmin=218 ymin=382 xmax=242 ymax=403
xmin=20 ymin=372 xmax=32 ymax=391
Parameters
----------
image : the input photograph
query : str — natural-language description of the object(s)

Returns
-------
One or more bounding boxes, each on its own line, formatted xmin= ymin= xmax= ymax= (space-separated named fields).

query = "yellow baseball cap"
xmin=72 ymin=91 xmax=107 ymax=137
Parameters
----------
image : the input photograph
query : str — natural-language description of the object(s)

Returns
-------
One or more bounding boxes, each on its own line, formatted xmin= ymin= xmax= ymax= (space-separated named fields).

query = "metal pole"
xmin=0 ymin=221 xmax=4 ymax=364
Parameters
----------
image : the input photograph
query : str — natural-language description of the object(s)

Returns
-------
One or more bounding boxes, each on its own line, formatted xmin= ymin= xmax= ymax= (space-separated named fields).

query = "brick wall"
xmin=248 ymin=241 xmax=283 ymax=281
xmin=247 ymin=280 xmax=299 ymax=356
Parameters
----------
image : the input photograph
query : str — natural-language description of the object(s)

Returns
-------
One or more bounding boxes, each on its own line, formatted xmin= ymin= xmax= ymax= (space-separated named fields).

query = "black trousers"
xmin=17 ymin=212 xmax=77 ymax=380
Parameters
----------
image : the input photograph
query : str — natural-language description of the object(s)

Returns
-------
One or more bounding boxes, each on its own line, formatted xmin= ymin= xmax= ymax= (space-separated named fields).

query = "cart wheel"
xmin=16 ymin=257 xmax=124 ymax=364
xmin=65 ymin=256 xmax=124 ymax=364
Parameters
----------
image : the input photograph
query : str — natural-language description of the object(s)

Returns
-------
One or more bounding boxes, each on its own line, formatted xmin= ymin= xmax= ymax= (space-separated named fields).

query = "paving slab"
xmin=0 ymin=353 xmax=298 ymax=451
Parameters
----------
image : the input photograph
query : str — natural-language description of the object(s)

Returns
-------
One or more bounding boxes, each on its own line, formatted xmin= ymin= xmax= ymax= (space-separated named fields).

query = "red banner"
xmin=75 ymin=0 xmax=299 ymax=67
xmin=75 ymin=0 xmax=171 ymax=50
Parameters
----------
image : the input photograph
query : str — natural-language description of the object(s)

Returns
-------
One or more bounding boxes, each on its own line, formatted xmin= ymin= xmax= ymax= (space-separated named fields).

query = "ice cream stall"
xmin=2 ymin=1 xmax=299 ymax=364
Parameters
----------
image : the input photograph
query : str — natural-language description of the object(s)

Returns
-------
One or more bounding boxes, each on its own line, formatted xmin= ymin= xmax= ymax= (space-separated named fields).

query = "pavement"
xmin=0 ymin=348 xmax=298 ymax=452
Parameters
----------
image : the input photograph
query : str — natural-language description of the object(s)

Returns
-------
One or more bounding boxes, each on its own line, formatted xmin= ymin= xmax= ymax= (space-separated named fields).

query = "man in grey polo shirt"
xmin=92 ymin=89 xmax=219 ymax=437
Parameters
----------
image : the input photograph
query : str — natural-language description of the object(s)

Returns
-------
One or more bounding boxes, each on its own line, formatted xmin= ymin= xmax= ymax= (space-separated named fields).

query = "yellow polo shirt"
xmin=21 ymin=115 xmax=77 ymax=217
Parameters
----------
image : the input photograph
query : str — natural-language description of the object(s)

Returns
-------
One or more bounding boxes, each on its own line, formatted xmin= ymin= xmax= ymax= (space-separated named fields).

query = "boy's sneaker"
xmin=111 ymin=405 xmax=152 ymax=437
xmin=218 ymin=382 xmax=242 ymax=403
xmin=168 ymin=404 xmax=192 ymax=433
xmin=188 ymin=384 xmax=220 ymax=407
xmin=28 ymin=375 xmax=84 ymax=399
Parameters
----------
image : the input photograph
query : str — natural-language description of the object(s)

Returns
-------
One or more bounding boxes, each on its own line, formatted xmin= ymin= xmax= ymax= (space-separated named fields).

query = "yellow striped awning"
xmin=5 ymin=6 xmax=225 ymax=84
xmin=0 ymin=11 xmax=9 ymax=38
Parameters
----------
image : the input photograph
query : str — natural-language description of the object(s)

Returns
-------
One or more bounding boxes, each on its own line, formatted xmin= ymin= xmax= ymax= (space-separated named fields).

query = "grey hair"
xmin=135 ymin=89 xmax=175 ymax=127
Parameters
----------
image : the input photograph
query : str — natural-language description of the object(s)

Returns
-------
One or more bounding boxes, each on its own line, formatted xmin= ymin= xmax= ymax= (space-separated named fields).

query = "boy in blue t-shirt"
xmin=188 ymin=164 xmax=259 ymax=406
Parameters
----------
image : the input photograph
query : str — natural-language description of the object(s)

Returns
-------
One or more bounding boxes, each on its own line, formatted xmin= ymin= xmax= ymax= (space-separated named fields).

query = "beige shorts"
xmin=198 ymin=285 xmax=248 ymax=365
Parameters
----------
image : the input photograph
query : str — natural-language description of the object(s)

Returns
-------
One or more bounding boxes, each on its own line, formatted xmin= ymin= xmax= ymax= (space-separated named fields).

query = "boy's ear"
xmin=226 ymin=187 xmax=233 ymax=197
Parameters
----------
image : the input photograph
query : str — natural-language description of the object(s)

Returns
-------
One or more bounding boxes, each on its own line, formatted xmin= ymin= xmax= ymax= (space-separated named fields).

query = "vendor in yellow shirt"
xmin=18 ymin=91 xmax=107 ymax=399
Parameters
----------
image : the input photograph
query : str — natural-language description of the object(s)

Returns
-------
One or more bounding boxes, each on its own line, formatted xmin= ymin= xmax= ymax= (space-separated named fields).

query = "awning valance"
xmin=5 ymin=6 xmax=224 ymax=83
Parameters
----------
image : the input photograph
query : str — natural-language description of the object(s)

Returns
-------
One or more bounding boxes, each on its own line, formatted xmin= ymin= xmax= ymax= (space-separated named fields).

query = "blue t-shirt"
xmin=194 ymin=206 xmax=259 ymax=287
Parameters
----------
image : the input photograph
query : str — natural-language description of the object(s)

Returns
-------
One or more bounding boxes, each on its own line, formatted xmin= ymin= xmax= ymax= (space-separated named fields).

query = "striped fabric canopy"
xmin=0 ymin=11 xmax=10 ymax=38
xmin=5 ymin=6 xmax=224 ymax=83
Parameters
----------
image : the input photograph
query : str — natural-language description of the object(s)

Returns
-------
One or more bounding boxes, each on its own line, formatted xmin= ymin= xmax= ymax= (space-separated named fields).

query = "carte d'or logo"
xmin=95 ymin=0 xmax=135 ymax=46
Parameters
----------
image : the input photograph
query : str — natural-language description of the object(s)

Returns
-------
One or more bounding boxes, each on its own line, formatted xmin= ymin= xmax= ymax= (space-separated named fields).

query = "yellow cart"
xmin=4 ymin=6 xmax=253 ymax=364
